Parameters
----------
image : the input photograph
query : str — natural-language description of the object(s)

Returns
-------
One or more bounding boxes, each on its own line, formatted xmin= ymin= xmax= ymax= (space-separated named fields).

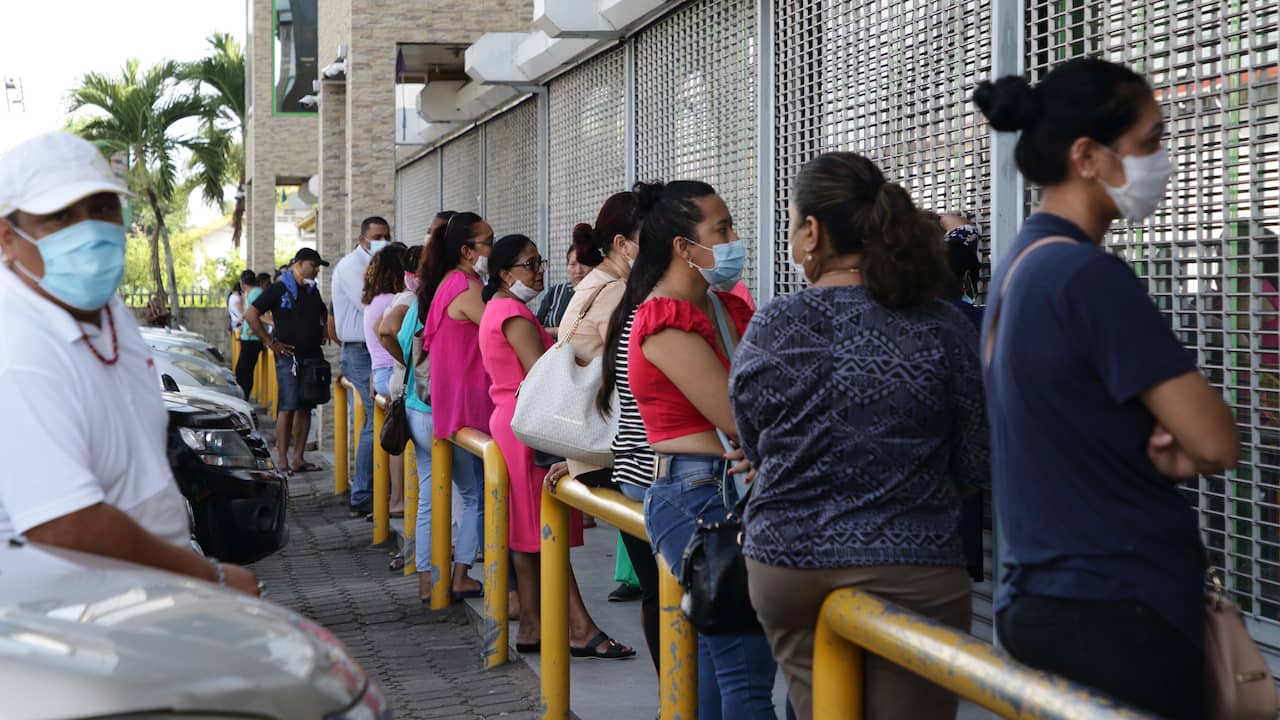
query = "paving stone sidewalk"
xmin=248 ymin=461 xmax=541 ymax=720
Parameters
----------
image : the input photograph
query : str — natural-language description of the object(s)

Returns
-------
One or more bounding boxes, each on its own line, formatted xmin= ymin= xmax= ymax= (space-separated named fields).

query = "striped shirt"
xmin=611 ymin=310 xmax=654 ymax=488
xmin=536 ymin=282 xmax=575 ymax=330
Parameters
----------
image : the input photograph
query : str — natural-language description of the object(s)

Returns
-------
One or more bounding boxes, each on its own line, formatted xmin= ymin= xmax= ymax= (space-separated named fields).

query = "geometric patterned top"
xmin=729 ymin=285 xmax=989 ymax=569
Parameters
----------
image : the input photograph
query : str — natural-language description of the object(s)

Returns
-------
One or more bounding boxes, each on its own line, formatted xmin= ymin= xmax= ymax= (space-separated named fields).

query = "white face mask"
xmin=509 ymin=279 xmax=538 ymax=302
xmin=1098 ymin=147 xmax=1174 ymax=221
xmin=472 ymin=254 xmax=489 ymax=278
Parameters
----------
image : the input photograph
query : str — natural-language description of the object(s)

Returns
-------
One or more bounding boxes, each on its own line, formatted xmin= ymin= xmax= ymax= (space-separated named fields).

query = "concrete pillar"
xmin=344 ymin=27 xmax=399 ymax=242
xmin=249 ymin=178 xmax=278 ymax=274
xmin=318 ymin=79 xmax=349 ymax=299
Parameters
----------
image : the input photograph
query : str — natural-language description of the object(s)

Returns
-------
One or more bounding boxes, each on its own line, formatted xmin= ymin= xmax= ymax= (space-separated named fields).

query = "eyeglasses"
xmin=511 ymin=258 xmax=547 ymax=272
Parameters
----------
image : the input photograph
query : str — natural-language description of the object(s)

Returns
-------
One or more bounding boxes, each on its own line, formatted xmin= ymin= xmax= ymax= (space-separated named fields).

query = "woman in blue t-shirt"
xmin=975 ymin=58 xmax=1239 ymax=718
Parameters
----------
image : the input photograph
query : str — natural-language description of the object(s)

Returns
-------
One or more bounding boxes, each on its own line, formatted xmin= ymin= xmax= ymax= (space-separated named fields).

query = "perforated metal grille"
xmin=547 ymin=48 xmax=628 ymax=288
xmin=1026 ymin=0 xmax=1280 ymax=647
xmin=772 ymin=0 xmax=997 ymax=639
xmin=396 ymin=151 xmax=441 ymax=247
xmin=442 ymin=128 xmax=482 ymax=214
xmin=773 ymin=0 xmax=994 ymax=299
xmin=483 ymin=99 xmax=539 ymax=245
xmin=635 ymin=0 xmax=759 ymax=294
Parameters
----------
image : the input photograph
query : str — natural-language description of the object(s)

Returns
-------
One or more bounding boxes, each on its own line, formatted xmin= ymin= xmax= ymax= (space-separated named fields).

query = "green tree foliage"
xmin=181 ymin=33 xmax=246 ymax=247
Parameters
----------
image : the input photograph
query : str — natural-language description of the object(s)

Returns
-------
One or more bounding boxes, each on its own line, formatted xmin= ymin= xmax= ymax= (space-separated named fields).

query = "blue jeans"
xmin=408 ymin=408 xmax=484 ymax=577
xmin=645 ymin=454 xmax=778 ymax=720
xmin=342 ymin=344 xmax=374 ymax=511
xmin=372 ymin=366 xmax=393 ymax=396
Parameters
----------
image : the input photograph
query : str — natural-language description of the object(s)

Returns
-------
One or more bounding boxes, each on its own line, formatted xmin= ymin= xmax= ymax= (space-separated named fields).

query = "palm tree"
xmin=69 ymin=59 xmax=204 ymax=316
xmin=182 ymin=33 xmax=247 ymax=247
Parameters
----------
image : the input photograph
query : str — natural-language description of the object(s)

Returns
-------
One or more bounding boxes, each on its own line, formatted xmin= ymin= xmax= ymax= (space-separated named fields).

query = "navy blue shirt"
xmin=984 ymin=213 xmax=1202 ymax=645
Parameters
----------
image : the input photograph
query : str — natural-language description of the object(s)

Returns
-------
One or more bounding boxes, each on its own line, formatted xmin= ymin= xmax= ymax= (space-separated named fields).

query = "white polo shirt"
xmin=0 ymin=265 xmax=189 ymax=546
xmin=332 ymin=246 xmax=372 ymax=343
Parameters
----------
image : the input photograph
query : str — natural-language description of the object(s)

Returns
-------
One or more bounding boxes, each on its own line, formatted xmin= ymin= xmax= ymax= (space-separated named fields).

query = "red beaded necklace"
xmin=81 ymin=304 xmax=120 ymax=366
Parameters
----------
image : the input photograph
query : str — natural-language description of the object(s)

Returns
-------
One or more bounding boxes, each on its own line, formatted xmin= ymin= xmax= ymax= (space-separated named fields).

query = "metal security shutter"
xmin=634 ymin=0 xmax=759 ymax=294
xmin=443 ymin=128 xmax=482 ymax=214
xmin=483 ymin=98 xmax=539 ymax=244
xmin=773 ymin=0 xmax=993 ymax=299
xmin=773 ymin=0 xmax=997 ymax=640
xmin=1028 ymin=0 xmax=1280 ymax=660
xmin=396 ymin=151 xmax=441 ymax=248
xmin=547 ymin=48 xmax=627 ymax=287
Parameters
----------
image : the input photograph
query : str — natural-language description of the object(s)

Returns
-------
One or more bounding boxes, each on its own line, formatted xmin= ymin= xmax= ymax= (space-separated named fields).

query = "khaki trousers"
xmin=746 ymin=559 xmax=971 ymax=720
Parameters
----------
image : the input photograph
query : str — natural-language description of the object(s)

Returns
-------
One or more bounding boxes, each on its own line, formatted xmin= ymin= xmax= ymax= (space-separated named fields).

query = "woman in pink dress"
xmin=416 ymin=211 xmax=491 ymax=602
xmin=479 ymin=233 xmax=634 ymax=659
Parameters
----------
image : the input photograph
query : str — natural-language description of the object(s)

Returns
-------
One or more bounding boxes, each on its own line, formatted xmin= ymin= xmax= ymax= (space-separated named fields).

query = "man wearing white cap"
xmin=0 ymin=131 xmax=258 ymax=595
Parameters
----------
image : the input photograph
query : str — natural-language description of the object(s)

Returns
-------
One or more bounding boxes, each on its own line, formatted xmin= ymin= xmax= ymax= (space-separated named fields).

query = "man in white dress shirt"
xmin=0 ymin=131 xmax=257 ymax=595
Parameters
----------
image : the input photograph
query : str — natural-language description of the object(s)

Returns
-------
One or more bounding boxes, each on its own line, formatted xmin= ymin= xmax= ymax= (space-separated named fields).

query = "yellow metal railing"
xmin=371 ymin=394 xmax=391 ymax=545
xmin=335 ymin=377 xmax=366 ymax=499
xmin=430 ymin=429 xmax=511 ymax=669
xmin=402 ymin=438 xmax=419 ymax=573
xmin=541 ymin=476 xmax=696 ymax=720
xmin=813 ymin=588 xmax=1156 ymax=719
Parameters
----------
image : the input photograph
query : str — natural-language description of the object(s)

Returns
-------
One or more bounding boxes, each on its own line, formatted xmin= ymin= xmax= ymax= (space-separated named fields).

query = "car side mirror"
xmin=161 ymin=374 xmax=181 ymax=393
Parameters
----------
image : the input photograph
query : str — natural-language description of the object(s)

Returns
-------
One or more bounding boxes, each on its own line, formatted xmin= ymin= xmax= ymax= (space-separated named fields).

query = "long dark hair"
xmin=973 ymin=59 xmax=1151 ymax=186
xmin=482 ymin=234 xmax=536 ymax=302
xmin=572 ymin=191 xmax=641 ymax=268
xmin=416 ymin=211 xmax=483 ymax=319
xmin=361 ymin=243 xmax=407 ymax=304
xmin=596 ymin=180 xmax=717 ymax=413
xmin=793 ymin=152 xmax=947 ymax=309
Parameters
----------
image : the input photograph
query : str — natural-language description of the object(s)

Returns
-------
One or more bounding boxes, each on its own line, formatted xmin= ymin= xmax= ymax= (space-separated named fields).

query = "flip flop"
xmin=516 ymin=641 xmax=540 ymax=654
xmin=570 ymin=632 xmax=636 ymax=660
xmin=452 ymin=584 xmax=484 ymax=601
xmin=388 ymin=554 xmax=404 ymax=572
xmin=292 ymin=462 xmax=324 ymax=473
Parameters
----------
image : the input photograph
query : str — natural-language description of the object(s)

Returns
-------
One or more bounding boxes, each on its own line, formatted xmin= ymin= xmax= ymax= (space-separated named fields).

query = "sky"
xmin=0 ymin=0 xmax=247 ymax=224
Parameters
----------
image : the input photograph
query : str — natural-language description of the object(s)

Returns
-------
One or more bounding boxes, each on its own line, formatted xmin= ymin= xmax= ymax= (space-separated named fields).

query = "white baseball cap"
xmin=0 ymin=131 xmax=131 ymax=217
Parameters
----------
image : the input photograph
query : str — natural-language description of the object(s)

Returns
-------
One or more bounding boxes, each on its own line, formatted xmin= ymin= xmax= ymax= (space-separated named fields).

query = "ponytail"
xmin=416 ymin=210 xmax=482 ymax=320
xmin=571 ymin=223 xmax=604 ymax=267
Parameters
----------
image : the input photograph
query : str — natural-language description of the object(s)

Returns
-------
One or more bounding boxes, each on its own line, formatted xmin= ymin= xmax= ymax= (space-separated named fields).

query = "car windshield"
xmin=172 ymin=359 xmax=228 ymax=388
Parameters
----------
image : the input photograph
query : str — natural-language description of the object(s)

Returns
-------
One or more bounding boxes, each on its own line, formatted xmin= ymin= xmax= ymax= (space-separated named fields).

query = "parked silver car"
xmin=0 ymin=541 xmax=390 ymax=720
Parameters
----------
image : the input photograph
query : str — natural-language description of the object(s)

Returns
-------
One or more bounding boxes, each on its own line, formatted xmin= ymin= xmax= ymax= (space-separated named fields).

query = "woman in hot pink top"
xmin=415 ymin=211 xmax=492 ymax=601
xmin=479 ymin=233 xmax=634 ymax=660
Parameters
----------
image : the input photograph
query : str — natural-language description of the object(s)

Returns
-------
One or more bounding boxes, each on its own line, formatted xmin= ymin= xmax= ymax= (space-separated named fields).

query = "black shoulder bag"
xmin=679 ymin=292 xmax=762 ymax=635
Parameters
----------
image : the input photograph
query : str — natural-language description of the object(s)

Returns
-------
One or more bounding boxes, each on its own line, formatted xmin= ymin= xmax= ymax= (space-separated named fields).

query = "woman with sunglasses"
xmin=416 ymin=211 xmax=491 ymax=603
xmin=479 ymin=234 xmax=635 ymax=660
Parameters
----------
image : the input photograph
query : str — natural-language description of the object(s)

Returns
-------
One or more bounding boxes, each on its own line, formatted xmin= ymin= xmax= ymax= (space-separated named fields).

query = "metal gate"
xmin=771 ymin=0 xmax=998 ymax=639
xmin=634 ymin=0 xmax=760 ymax=293
xmin=547 ymin=48 xmax=628 ymax=287
xmin=396 ymin=150 xmax=441 ymax=248
xmin=482 ymin=99 xmax=540 ymax=244
xmin=1025 ymin=0 xmax=1280 ymax=655
xmin=442 ymin=128 xmax=482 ymax=214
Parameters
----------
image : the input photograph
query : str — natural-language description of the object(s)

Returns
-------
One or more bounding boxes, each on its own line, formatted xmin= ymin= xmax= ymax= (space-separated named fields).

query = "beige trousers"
xmin=746 ymin=559 xmax=972 ymax=720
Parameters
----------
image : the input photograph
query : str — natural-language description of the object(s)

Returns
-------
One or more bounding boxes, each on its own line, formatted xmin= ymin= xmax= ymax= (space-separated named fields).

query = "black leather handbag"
xmin=298 ymin=357 xmax=332 ymax=406
xmin=678 ymin=291 xmax=762 ymax=635
xmin=380 ymin=363 xmax=411 ymax=455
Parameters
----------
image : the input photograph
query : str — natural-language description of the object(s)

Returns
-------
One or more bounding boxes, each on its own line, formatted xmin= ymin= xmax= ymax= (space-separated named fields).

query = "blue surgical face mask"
xmin=366 ymin=240 xmax=389 ymax=255
xmin=689 ymin=238 xmax=746 ymax=291
xmin=12 ymin=220 xmax=127 ymax=310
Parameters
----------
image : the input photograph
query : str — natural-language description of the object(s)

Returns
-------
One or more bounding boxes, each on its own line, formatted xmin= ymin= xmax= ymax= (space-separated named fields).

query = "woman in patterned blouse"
xmin=729 ymin=152 xmax=990 ymax=720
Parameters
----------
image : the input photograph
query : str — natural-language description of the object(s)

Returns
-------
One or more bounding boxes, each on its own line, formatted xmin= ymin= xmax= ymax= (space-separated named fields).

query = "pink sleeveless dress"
xmin=479 ymin=298 xmax=584 ymax=552
xmin=421 ymin=270 xmax=493 ymax=439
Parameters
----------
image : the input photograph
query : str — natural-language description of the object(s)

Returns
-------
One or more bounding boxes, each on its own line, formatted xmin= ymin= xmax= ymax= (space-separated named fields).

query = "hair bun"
xmin=632 ymin=181 xmax=666 ymax=215
xmin=973 ymin=75 xmax=1042 ymax=132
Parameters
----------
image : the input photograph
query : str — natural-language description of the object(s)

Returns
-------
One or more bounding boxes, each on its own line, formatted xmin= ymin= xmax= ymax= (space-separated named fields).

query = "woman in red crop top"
xmin=598 ymin=180 xmax=778 ymax=720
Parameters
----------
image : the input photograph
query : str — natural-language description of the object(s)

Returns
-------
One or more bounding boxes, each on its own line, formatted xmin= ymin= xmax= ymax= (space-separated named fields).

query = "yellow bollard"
xmin=813 ymin=596 xmax=863 ymax=720
xmin=539 ymin=485 xmax=571 ymax=720
xmin=403 ymin=440 xmax=418 ymax=575
xmin=482 ymin=441 xmax=510 ymax=668
xmin=266 ymin=348 xmax=278 ymax=419
xmin=372 ymin=396 xmax=389 ymax=545
xmin=333 ymin=381 xmax=349 ymax=495
xmin=430 ymin=438 xmax=453 ymax=610
xmin=351 ymin=385 xmax=366 ymax=480
xmin=230 ymin=332 xmax=240 ymax=368
xmin=658 ymin=558 xmax=698 ymax=720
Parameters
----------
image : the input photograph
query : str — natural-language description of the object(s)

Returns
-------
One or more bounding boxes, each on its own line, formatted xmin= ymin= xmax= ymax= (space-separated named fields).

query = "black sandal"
xmin=570 ymin=632 xmax=635 ymax=660
xmin=388 ymin=553 xmax=404 ymax=572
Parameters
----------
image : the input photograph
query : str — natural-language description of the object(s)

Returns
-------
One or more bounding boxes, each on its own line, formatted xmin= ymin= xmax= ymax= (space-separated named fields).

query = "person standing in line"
xmin=234 ymin=270 xmax=264 ymax=397
xmin=480 ymin=234 xmax=635 ymax=659
xmin=362 ymin=243 xmax=407 ymax=516
xmin=536 ymin=245 xmax=590 ymax=334
xmin=974 ymin=58 xmax=1239 ymax=719
xmin=562 ymin=192 xmax=662 ymax=664
xmin=331 ymin=215 xmax=392 ymax=517
xmin=0 ymin=131 xmax=259 ymax=595
xmin=417 ymin=211 xmax=491 ymax=602
xmin=731 ymin=153 xmax=986 ymax=720
xmin=600 ymin=180 xmax=777 ymax=719
xmin=244 ymin=248 xmax=330 ymax=474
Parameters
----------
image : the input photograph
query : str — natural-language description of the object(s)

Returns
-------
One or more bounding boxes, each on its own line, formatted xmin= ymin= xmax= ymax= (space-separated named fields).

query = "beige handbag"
xmin=1204 ymin=573 xmax=1278 ymax=719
